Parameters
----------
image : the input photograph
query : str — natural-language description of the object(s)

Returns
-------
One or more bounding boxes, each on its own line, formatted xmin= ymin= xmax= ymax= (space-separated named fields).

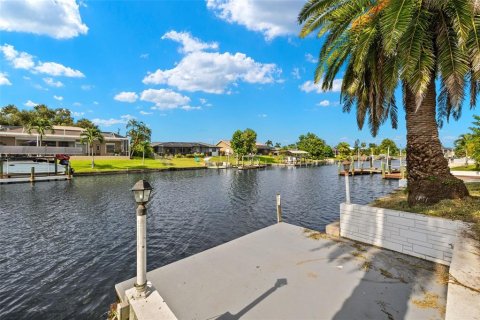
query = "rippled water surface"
xmin=0 ymin=165 xmax=398 ymax=319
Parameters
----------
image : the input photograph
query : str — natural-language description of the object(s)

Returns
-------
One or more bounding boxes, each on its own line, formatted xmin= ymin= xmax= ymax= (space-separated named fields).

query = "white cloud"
xmin=81 ymin=84 xmax=92 ymax=90
xmin=140 ymin=88 xmax=191 ymax=110
xmin=93 ymin=101 xmax=99 ymax=105
xmin=206 ymin=0 xmax=302 ymax=40
xmin=317 ymin=100 xmax=330 ymax=107
xmin=181 ymin=105 xmax=202 ymax=111
xmin=258 ymin=113 xmax=267 ymax=118
xmin=23 ymin=76 xmax=30 ymax=80
xmin=0 ymin=44 xmax=35 ymax=69
xmin=0 ymin=72 xmax=11 ymax=85
xmin=199 ymin=98 xmax=207 ymax=105
xmin=162 ymin=30 xmax=218 ymax=53
xmin=143 ymin=51 xmax=280 ymax=94
xmin=305 ymin=53 xmax=317 ymax=63
xmin=140 ymin=53 xmax=149 ymax=59
xmin=0 ymin=44 xmax=84 ymax=78
xmin=114 ymin=91 xmax=138 ymax=103
xmin=24 ymin=100 xmax=37 ymax=107
xmin=291 ymin=67 xmax=300 ymax=80
xmin=35 ymin=62 xmax=84 ymax=77
xmin=92 ymin=114 xmax=135 ymax=127
xmin=33 ymin=84 xmax=48 ymax=91
xmin=139 ymin=111 xmax=153 ymax=115
xmin=300 ymin=80 xmax=343 ymax=93
xmin=0 ymin=0 xmax=88 ymax=39
xmin=53 ymin=95 xmax=63 ymax=101
xmin=43 ymin=77 xmax=64 ymax=87
xmin=72 ymin=111 xmax=84 ymax=117
xmin=73 ymin=102 xmax=82 ymax=107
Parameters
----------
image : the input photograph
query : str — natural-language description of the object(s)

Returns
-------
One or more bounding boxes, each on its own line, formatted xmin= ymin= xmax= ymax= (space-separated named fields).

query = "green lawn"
xmin=371 ymin=183 xmax=480 ymax=240
xmin=71 ymin=158 xmax=204 ymax=173
xmin=451 ymin=165 xmax=478 ymax=171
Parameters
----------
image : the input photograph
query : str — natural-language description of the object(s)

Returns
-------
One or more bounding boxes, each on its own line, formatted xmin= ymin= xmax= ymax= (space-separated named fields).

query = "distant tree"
xmin=231 ymin=130 xmax=246 ymax=157
xmin=231 ymin=128 xmax=257 ymax=163
xmin=126 ymin=120 xmax=151 ymax=158
xmin=360 ymin=142 xmax=367 ymax=154
xmin=33 ymin=105 xmax=56 ymax=120
xmin=467 ymin=115 xmax=480 ymax=167
xmin=138 ymin=140 xmax=153 ymax=165
xmin=353 ymin=139 xmax=361 ymax=154
xmin=76 ymin=118 xmax=97 ymax=129
xmin=265 ymin=140 xmax=273 ymax=147
xmin=80 ymin=127 xmax=105 ymax=168
xmin=274 ymin=142 xmax=281 ymax=148
xmin=368 ymin=143 xmax=379 ymax=155
xmin=52 ymin=108 xmax=74 ymax=126
xmin=243 ymin=129 xmax=257 ymax=155
xmin=378 ymin=139 xmax=399 ymax=156
xmin=335 ymin=142 xmax=351 ymax=158
xmin=0 ymin=105 xmax=21 ymax=126
xmin=25 ymin=118 xmax=54 ymax=146
xmin=296 ymin=132 xmax=330 ymax=159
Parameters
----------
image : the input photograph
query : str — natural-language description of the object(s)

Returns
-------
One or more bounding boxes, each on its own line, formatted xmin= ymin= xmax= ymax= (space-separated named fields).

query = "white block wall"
xmin=340 ymin=203 xmax=466 ymax=265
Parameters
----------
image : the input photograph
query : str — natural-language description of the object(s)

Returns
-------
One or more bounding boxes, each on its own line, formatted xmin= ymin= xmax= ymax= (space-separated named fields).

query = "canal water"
xmin=0 ymin=165 xmax=398 ymax=319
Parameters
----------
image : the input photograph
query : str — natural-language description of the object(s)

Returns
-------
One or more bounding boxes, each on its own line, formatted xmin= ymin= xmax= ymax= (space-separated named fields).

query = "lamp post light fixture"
xmin=131 ymin=179 xmax=153 ymax=296
xmin=342 ymin=160 xmax=351 ymax=204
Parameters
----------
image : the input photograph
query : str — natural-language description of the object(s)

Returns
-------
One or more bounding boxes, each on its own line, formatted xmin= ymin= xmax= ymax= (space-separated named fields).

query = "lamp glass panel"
xmin=143 ymin=189 xmax=151 ymax=202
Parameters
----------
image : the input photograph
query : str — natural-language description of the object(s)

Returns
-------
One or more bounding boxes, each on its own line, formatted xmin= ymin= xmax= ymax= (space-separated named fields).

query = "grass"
xmin=70 ymin=158 xmax=204 ymax=173
xmin=451 ymin=164 xmax=478 ymax=171
xmin=371 ymin=183 xmax=480 ymax=240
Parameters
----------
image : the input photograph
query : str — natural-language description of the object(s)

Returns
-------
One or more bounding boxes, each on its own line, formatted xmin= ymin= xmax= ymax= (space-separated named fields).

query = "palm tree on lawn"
xmin=26 ymin=118 xmax=54 ymax=146
xmin=80 ymin=127 xmax=104 ymax=169
xmin=299 ymin=0 xmax=479 ymax=205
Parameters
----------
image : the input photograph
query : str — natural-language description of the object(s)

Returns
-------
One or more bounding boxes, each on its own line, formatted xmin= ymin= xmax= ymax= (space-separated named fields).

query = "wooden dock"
xmin=237 ymin=164 xmax=267 ymax=170
xmin=338 ymin=169 xmax=382 ymax=176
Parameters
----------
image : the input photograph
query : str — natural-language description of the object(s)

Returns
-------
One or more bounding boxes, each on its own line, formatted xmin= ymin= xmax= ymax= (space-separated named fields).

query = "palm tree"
xmin=139 ymin=140 xmax=151 ymax=165
xmin=25 ymin=118 xmax=54 ymax=146
xmin=299 ymin=0 xmax=478 ymax=205
xmin=80 ymin=127 xmax=104 ymax=168
xmin=454 ymin=133 xmax=475 ymax=164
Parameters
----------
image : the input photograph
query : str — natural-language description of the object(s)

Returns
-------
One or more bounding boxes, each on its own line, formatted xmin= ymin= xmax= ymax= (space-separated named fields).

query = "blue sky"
xmin=0 ymin=0 xmax=474 ymax=147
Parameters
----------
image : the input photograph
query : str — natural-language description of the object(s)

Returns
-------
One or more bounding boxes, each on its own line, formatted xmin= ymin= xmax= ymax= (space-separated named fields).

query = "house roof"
xmin=0 ymin=125 xmax=127 ymax=140
xmin=151 ymin=142 xmax=219 ymax=148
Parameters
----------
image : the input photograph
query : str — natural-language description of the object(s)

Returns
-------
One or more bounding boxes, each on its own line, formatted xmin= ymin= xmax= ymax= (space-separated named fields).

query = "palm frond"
xmin=380 ymin=0 xmax=416 ymax=54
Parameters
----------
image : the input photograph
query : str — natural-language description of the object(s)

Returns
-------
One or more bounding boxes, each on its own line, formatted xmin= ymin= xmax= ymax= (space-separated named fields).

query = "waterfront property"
xmin=0 ymin=166 xmax=400 ymax=318
xmin=216 ymin=140 xmax=273 ymax=155
xmin=151 ymin=142 xmax=220 ymax=156
xmin=0 ymin=125 xmax=129 ymax=156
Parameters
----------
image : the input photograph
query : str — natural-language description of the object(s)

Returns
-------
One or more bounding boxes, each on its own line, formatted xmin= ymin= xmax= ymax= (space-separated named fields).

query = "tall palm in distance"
xmin=80 ymin=127 xmax=104 ymax=169
xmin=299 ymin=0 xmax=479 ymax=205
xmin=25 ymin=118 xmax=54 ymax=146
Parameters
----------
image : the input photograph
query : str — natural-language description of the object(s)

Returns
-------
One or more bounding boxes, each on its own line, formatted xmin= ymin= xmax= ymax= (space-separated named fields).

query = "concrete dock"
xmin=0 ymin=175 xmax=70 ymax=184
xmin=116 ymin=223 xmax=447 ymax=319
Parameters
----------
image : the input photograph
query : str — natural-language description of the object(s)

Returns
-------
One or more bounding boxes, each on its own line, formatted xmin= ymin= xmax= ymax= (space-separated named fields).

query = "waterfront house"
xmin=0 ymin=125 xmax=129 ymax=156
xmin=151 ymin=142 xmax=220 ymax=156
xmin=216 ymin=140 xmax=273 ymax=155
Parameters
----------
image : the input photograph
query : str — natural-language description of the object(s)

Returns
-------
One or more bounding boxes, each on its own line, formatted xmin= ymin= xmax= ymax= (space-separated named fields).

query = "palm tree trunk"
xmin=405 ymin=80 xmax=468 ymax=206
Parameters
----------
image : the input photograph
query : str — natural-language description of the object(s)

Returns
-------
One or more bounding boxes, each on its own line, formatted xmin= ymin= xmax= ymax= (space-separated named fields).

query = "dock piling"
xmin=29 ymin=167 xmax=35 ymax=182
xmin=276 ymin=194 xmax=282 ymax=223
